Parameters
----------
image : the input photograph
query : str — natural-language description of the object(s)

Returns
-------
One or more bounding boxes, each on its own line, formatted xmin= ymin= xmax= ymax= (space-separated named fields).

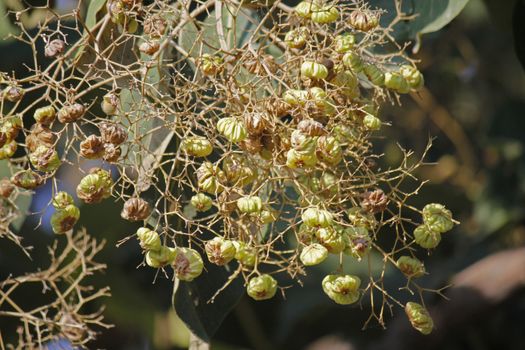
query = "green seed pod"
xmin=101 ymin=93 xmax=119 ymax=115
xmin=222 ymin=155 xmax=257 ymax=186
xmin=316 ymin=135 xmax=342 ymax=165
xmin=285 ymin=27 xmax=308 ymax=49
xmin=205 ymin=237 xmax=236 ymax=265
xmin=3 ymin=86 xmax=24 ymax=103
xmin=136 ymin=227 xmax=162 ymax=251
xmin=301 ymin=61 xmax=329 ymax=80
xmin=342 ymin=51 xmax=364 ymax=73
xmin=400 ymin=65 xmax=424 ymax=90
xmin=319 ymin=172 xmax=338 ymax=196
xmin=0 ymin=140 xmax=17 ymax=160
xmin=422 ymin=203 xmax=454 ymax=233
xmin=58 ymin=103 xmax=85 ymax=123
xmin=347 ymin=207 xmax=377 ymax=230
xmin=300 ymin=243 xmax=328 ymax=266
xmin=29 ymin=145 xmax=61 ymax=172
xmin=405 ymin=302 xmax=434 ymax=335
xmin=311 ymin=5 xmax=339 ymax=24
xmin=181 ymin=136 xmax=213 ymax=157
xmin=344 ymin=226 xmax=371 ymax=260
xmin=11 ymin=170 xmax=43 ymax=190
xmin=1 ymin=115 xmax=23 ymax=141
xmin=330 ymin=70 xmax=359 ymax=97
xmin=308 ymin=87 xmax=336 ymax=116
xmin=384 ymin=72 xmax=410 ymax=94
xmin=260 ymin=209 xmax=277 ymax=224
xmin=76 ymin=169 xmax=113 ymax=204
xmin=364 ymin=64 xmax=385 ymax=86
xmin=217 ymin=117 xmax=248 ymax=143
xmin=286 ymin=148 xmax=318 ymax=169
xmin=334 ymin=34 xmax=355 ymax=53
xmin=146 ymin=246 xmax=176 ymax=268
xmin=199 ymin=54 xmax=224 ymax=76
xmin=316 ymin=226 xmax=347 ymax=254
xmin=237 ymin=195 xmax=263 ymax=214
xmin=172 ymin=247 xmax=204 ymax=281
xmin=413 ymin=224 xmax=441 ymax=249
xmin=247 ymin=274 xmax=278 ymax=301
xmin=33 ymin=106 xmax=56 ymax=125
xmin=191 ymin=193 xmax=213 ymax=212
xmin=196 ymin=162 xmax=226 ymax=194
xmin=349 ymin=10 xmax=379 ymax=32
xmin=291 ymin=130 xmax=317 ymax=154
xmin=51 ymin=204 xmax=80 ymax=234
xmin=232 ymin=241 xmax=257 ymax=266
xmin=322 ymin=274 xmax=361 ymax=305
xmin=125 ymin=18 xmax=138 ymax=33
xmin=302 ymin=207 xmax=333 ymax=228
xmin=283 ymin=89 xmax=309 ymax=106
xmin=52 ymin=191 xmax=74 ymax=210
xmin=333 ymin=124 xmax=359 ymax=144
xmin=396 ymin=256 xmax=426 ymax=278
xmin=295 ymin=1 xmax=319 ymax=18
xmin=363 ymin=113 xmax=382 ymax=131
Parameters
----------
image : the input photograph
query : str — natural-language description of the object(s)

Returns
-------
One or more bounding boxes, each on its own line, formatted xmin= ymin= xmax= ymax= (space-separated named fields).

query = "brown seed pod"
xmin=45 ymin=39 xmax=66 ymax=58
xmin=244 ymin=113 xmax=268 ymax=135
xmin=79 ymin=135 xmax=105 ymax=159
xmin=58 ymin=103 xmax=85 ymax=123
xmin=99 ymin=122 xmax=127 ymax=145
xmin=139 ymin=40 xmax=160 ymax=55
xmin=297 ymin=119 xmax=326 ymax=136
xmin=143 ymin=15 xmax=167 ymax=37
xmin=11 ymin=170 xmax=43 ymax=190
xmin=26 ymin=124 xmax=56 ymax=152
xmin=103 ymin=143 xmax=121 ymax=163
xmin=361 ymin=189 xmax=388 ymax=213
xmin=0 ymin=131 xmax=6 ymax=148
xmin=3 ymin=86 xmax=24 ymax=103
xmin=264 ymin=97 xmax=290 ymax=118
xmin=239 ymin=135 xmax=263 ymax=154
xmin=349 ymin=10 xmax=379 ymax=32
xmin=217 ymin=190 xmax=241 ymax=214
xmin=0 ymin=178 xmax=14 ymax=198
xmin=121 ymin=197 xmax=151 ymax=221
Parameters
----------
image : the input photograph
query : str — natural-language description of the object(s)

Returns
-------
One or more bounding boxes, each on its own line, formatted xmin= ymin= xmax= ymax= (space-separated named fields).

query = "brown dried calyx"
xmin=0 ymin=131 xmax=6 ymax=148
xmin=103 ymin=143 xmax=121 ymax=163
xmin=58 ymin=103 xmax=85 ymax=123
xmin=297 ymin=119 xmax=326 ymax=136
xmin=80 ymin=135 xmax=105 ymax=159
xmin=121 ymin=197 xmax=151 ymax=221
xmin=100 ymin=122 xmax=127 ymax=145
xmin=361 ymin=189 xmax=389 ymax=213
xmin=143 ymin=15 xmax=167 ymax=37
xmin=26 ymin=124 xmax=56 ymax=152
xmin=244 ymin=112 xmax=268 ymax=136
xmin=0 ymin=178 xmax=14 ymax=198
xmin=45 ymin=39 xmax=66 ymax=58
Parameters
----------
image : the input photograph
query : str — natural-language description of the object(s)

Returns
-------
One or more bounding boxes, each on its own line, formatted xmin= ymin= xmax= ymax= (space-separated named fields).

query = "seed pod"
xmin=422 ymin=203 xmax=454 ymax=233
xmin=11 ymin=170 xmax=43 ymax=190
xmin=333 ymin=34 xmax=355 ymax=53
xmin=143 ymin=15 xmax=167 ymax=37
xmin=308 ymin=87 xmax=336 ymax=116
xmin=0 ymin=140 xmax=17 ymax=160
xmin=286 ymin=148 xmax=318 ymax=169
xmin=172 ymin=247 xmax=204 ymax=281
xmin=76 ymin=169 xmax=112 ymax=204
xmin=396 ymin=256 xmax=425 ymax=278
xmin=136 ymin=227 xmax=161 ymax=251
xmin=29 ymin=146 xmax=61 ymax=172
xmin=291 ymin=129 xmax=317 ymax=154
xmin=57 ymin=103 xmax=85 ymax=123
xmin=316 ymin=227 xmax=347 ymax=254
xmin=103 ymin=143 xmax=121 ymax=163
xmin=50 ymin=204 xmax=80 ymax=234
xmin=413 ymin=224 xmax=441 ymax=249
xmin=146 ymin=246 xmax=176 ymax=268
xmin=139 ymin=40 xmax=160 ymax=55
xmin=247 ymin=274 xmax=277 ymax=301
xmin=0 ymin=132 xmax=6 ymax=148
xmin=1 ymin=115 xmax=23 ymax=141
xmin=239 ymin=136 xmax=263 ymax=154
xmin=108 ymin=0 xmax=125 ymax=24
xmin=191 ymin=193 xmax=213 ymax=212
xmin=3 ymin=86 xmax=24 ymax=103
xmin=405 ymin=302 xmax=434 ymax=335
xmin=222 ymin=155 xmax=257 ymax=186
xmin=361 ymin=189 xmax=388 ymax=213
xmin=199 ymin=54 xmax=224 ymax=76
xmin=311 ymin=5 xmax=339 ymax=24
xmin=237 ymin=195 xmax=263 ymax=214
xmin=322 ymin=274 xmax=361 ymax=305
xmin=302 ymin=207 xmax=333 ymax=228
xmin=384 ymin=72 xmax=410 ymax=93
xmin=260 ymin=208 xmax=277 ymax=224
xmin=26 ymin=124 xmax=56 ymax=152
xmin=58 ymin=313 xmax=87 ymax=343
xmin=295 ymin=1 xmax=319 ymax=18
xmin=400 ymin=65 xmax=424 ymax=90
xmin=52 ymin=191 xmax=74 ymax=210
xmin=196 ymin=162 xmax=226 ymax=194
xmin=217 ymin=117 xmax=247 ymax=143
xmin=80 ymin=135 xmax=105 ymax=159
xmin=205 ymin=237 xmax=236 ymax=265
xmin=0 ymin=178 xmax=14 ymax=198
xmin=363 ymin=113 xmax=381 ymax=131
xmin=232 ymin=241 xmax=257 ymax=266
xmin=301 ymin=61 xmax=329 ymax=80
xmin=33 ymin=106 xmax=56 ymax=125
xmin=364 ymin=64 xmax=385 ymax=86
xmin=342 ymin=51 xmax=364 ymax=73
xmin=285 ymin=27 xmax=308 ymax=49
xmin=297 ymin=119 xmax=326 ymax=136
xmin=349 ymin=10 xmax=379 ymax=32
xmin=180 ymin=136 xmax=213 ymax=157
xmin=45 ymin=39 xmax=66 ymax=58
xmin=125 ymin=18 xmax=139 ymax=34
xmin=344 ymin=226 xmax=371 ymax=260
xmin=244 ymin=113 xmax=268 ymax=135
xmin=121 ymin=197 xmax=151 ymax=221
xmin=300 ymin=243 xmax=328 ymax=266
xmin=99 ymin=122 xmax=127 ymax=145
xmin=316 ymin=135 xmax=342 ymax=165
xmin=283 ymin=89 xmax=308 ymax=106
xmin=347 ymin=207 xmax=377 ymax=230
xmin=101 ymin=93 xmax=120 ymax=115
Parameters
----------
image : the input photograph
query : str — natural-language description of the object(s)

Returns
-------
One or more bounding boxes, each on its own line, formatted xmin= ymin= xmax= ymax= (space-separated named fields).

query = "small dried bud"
xmin=205 ymin=237 xmax=236 ymax=265
xmin=101 ymin=93 xmax=120 ymax=115
xmin=311 ymin=5 xmax=339 ymax=24
xmin=349 ymin=10 xmax=379 ymax=32
xmin=322 ymin=274 xmax=361 ymax=305
xmin=29 ymin=145 xmax=61 ymax=172
xmin=0 ymin=178 xmax=14 ymax=198
xmin=217 ymin=117 xmax=247 ymax=143
xmin=247 ymin=274 xmax=277 ymax=301
xmin=99 ymin=122 xmax=127 ymax=145
xmin=146 ymin=246 xmax=176 ymax=268
xmin=26 ymin=124 xmax=56 ymax=152
xmin=45 ymin=39 xmax=66 ymax=58
xmin=80 ymin=135 xmax=105 ymax=159
xmin=51 ymin=204 xmax=80 ymax=234
xmin=136 ymin=227 xmax=161 ymax=251
xmin=190 ymin=193 xmax=213 ymax=212
xmin=139 ymin=40 xmax=160 ymax=55
xmin=76 ymin=169 xmax=112 ymax=204
xmin=405 ymin=302 xmax=434 ymax=335
xmin=103 ymin=143 xmax=121 ymax=163
xmin=181 ymin=136 xmax=213 ymax=157
xmin=58 ymin=313 xmax=87 ymax=343
xmin=196 ymin=162 xmax=226 ymax=194
xmin=300 ymin=243 xmax=328 ymax=266
xmin=121 ymin=197 xmax=151 ymax=221
xmin=3 ymin=86 xmax=24 ymax=103
xmin=0 ymin=140 xmax=17 ymax=160
xmin=172 ymin=247 xmax=204 ymax=281
xmin=143 ymin=15 xmax=167 ymax=37
xmin=52 ymin=191 xmax=74 ymax=209
xmin=232 ymin=241 xmax=257 ymax=266
xmin=237 ymin=195 xmax=263 ymax=214
xmin=361 ymin=189 xmax=388 ymax=213
xmin=301 ymin=61 xmax=329 ymax=80
xmin=413 ymin=224 xmax=441 ymax=249
xmin=396 ymin=256 xmax=426 ymax=278
xmin=33 ymin=105 xmax=56 ymax=125
xmin=422 ymin=203 xmax=454 ymax=233
xmin=302 ymin=207 xmax=333 ymax=228
xmin=57 ymin=103 xmax=85 ymax=123
xmin=297 ymin=119 xmax=326 ymax=136
xmin=11 ymin=170 xmax=43 ymax=190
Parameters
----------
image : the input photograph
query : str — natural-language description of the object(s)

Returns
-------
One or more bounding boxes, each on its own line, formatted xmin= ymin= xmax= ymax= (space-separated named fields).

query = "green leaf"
xmin=85 ymin=0 xmax=107 ymax=29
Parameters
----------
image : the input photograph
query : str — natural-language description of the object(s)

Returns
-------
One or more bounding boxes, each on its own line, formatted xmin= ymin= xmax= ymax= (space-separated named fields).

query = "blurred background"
xmin=1 ymin=0 xmax=525 ymax=349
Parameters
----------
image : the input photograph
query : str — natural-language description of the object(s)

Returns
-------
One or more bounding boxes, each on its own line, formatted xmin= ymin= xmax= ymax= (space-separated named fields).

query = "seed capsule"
xmin=247 ymin=274 xmax=278 ymax=301
xmin=396 ymin=256 xmax=426 ymax=278
xmin=29 ymin=146 xmax=61 ymax=172
xmin=99 ymin=122 xmax=127 ymax=145
xmin=301 ymin=61 xmax=329 ymax=80
xmin=295 ymin=1 xmax=320 ymax=18
xmin=3 ymin=86 xmax=24 ymax=103
xmin=191 ymin=193 xmax=213 ymax=212
xmin=384 ymin=72 xmax=410 ymax=93
xmin=333 ymin=34 xmax=355 ymax=53
xmin=364 ymin=64 xmax=385 ymax=86
xmin=361 ymin=189 xmax=388 ymax=213
xmin=217 ymin=117 xmax=248 ymax=143
xmin=322 ymin=274 xmax=361 ymax=305
xmin=244 ymin=112 xmax=268 ymax=135
xmin=76 ymin=169 xmax=112 ymax=204
xmin=172 ymin=247 xmax=204 ymax=281
xmin=0 ymin=178 xmax=14 ymax=198
xmin=343 ymin=226 xmax=371 ymax=260
xmin=45 ymin=39 xmax=66 ymax=58
xmin=205 ymin=237 xmax=236 ymax=265
xmin=1 ymin=115 xmax=22 ymax=141
xmin=52 ymin=191 xmax=74 ymax=210
xmin=101 ymin=93 xmax=119 ymax=115
xmin=347 ymin=207 xmax=377 ymax=230
xmin=400 ymin=65 xmax=424 ymax=90
xmin=342 ymin=51 xmax=364 ymax=73
xmin=11 ymin=170 xmax=43 ymax=190
xmin=237 ymin=195 xmax=263 ymax=214
xmin=413 ymin=224 xmax=441 ymax=249
xmin=283 ymin=89 xmax=308 ymax=106
xmin=121 ymin=197 xmax=151 ymax=221
xmin=139 ymin=40 xmax=160 ymax=55
xmin=297 ymin=119 xmax=326 ymax=136
xmin=311 ymin=5 xmax=339 ymax=24
xmin=285 ymin=27 xmax=309 ymax=49
xmin=143 ymin=15 xmax=167 ymax=38
xmin=422 ymin=203 xmax=454 ymax=233
xmin=316 ymin=227 xmax=347 ymax=254
xmin=58 ymin=103 xmax=85 ymax=123
xmin=301 ymin=207 xmax=333 ymax=228
xmin=50 ymin=204 xmax=80 ymax=234
xmin=196 ymin=162 xmax=226 ymax=194
xmin=146 ymin=246 xmax=176 ymax=268
xmin=363 ymin=113 xmax=381 ymax=131
xmin=136 ymin=227 xmax=161 ymax=251
xmin=316 ymin=135 xmax=342 ymax=165
xmin=199 ymin=54 xmax=224 ymax=76
xmin=26 ymin=124 xmax=56 ymax=152
xmin=286 ymin=148 xmax=318 ymax=169
xmin=405 ymin=302 xmax=434 ymax=335
xmin=300 ymin=243 xmax=328 ymax=266
xmin=349 ymin=10 xmax=379 ymax=32
xmin=103 ymin=143 xmax=121 ymax=163
xmin=180 ymin=136 xmax=213 ymax=157
xmin=80 ymin=135 xmax=105 ymax=159
xmin=232 ymin=241 xmax=257 ymax=266
xmin=0 ymin=140 xmax=17 ymax=160
xmin=34 ymin=106 xmax=56 ymax=125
